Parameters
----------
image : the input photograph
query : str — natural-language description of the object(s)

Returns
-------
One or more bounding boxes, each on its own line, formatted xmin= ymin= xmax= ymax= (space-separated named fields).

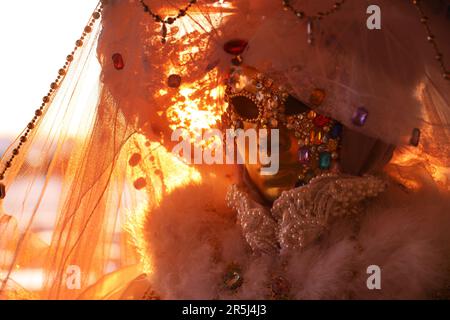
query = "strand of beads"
xmin=282 ymin=0 xmax=345 ymax=20
xmin=226 ymin=184 xmax=279 ymax=254
xmin=139 ymin=0 xmax=197 ymax=44
xmin=0 ymin=1 xmax=107 ymax=200
xmin=271 ymin=173 xmax=387 ymax=251
xmin=411 ymin=0 xmax=449 ymax=80
xmin=282 ymin=0 xmax=346 ymax=45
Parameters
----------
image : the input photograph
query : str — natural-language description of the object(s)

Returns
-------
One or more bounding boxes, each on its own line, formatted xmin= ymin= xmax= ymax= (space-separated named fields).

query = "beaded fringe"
xmin=226 ymin=173 xmax=387 ymax=254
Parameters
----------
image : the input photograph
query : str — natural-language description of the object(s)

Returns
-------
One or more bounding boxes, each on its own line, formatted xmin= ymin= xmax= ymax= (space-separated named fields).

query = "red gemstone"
xmin=129 ymin=153 xmax=142 ymax=167
xmin=0 ymin=183 xmax=6 ymax=199
xmin=223 ymin=39 xmax=248 ymax=55
xmin=112 ymin=53 xmax=124 ymax=70
xmin=133 ymin=177 xmax=147 ymax=190
xmin=313 ymin=114 xmax=331 ymax=127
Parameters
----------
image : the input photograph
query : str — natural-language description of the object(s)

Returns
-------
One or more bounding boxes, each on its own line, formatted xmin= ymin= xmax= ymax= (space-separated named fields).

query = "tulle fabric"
xmin=0 ymin=2 xmax=139 ymax=299
xmin=0 ymin=0 xmax=449 ymax=299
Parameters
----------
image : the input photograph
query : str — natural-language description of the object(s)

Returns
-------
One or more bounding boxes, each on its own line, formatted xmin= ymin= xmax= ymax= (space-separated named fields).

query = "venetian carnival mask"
xmin=222 ymin=66 xmax=342 ymax=202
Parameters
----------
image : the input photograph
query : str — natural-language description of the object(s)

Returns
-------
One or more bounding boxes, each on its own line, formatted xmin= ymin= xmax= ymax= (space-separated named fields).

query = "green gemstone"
xmin=319 ymin=152 xmax=331 ymax=169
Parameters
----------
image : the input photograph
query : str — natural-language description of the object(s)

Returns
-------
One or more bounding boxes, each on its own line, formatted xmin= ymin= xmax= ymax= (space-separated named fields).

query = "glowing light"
xmin=127 ymin=136 xmax=202 ymax=201
xmin=165 ymin=68 xmax=226 ymax=141
xmin=389 ymin=148 xmax=450 ymax=191
xmin=125 ymin=135 xmax=203 ymax=274
xmin=126 ymin=4 xmax=234 ymax=274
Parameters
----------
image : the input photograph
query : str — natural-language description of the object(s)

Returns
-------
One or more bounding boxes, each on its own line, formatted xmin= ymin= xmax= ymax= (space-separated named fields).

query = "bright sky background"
xmin=0 ymin=0 xmax=98 ymax=142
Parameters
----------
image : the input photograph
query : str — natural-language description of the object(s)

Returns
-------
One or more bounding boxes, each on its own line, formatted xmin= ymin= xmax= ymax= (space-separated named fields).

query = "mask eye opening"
xmin=231 ymin=96 xmax=260 ymax=120
xmin=284 ymin=95 xmax=310 ymax=116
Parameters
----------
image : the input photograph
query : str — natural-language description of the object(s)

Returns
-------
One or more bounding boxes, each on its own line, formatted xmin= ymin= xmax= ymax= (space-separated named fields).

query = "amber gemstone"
xmin=315 ymin=131 xmax=323 ymax=144
xmin=307 ymin=110 xmax=317 ymax=119
xmin=309 ymin=130 xmax=315 ymax=143
xmin=112 ymin=53 xmax=125 ymax=70
xmin=223 ymin=39 xmax=248 ymax=55
xmin=309 ymin=88 xmax=326 ymax=106
xmin=310 ymin=130 xmax=323 ymax=145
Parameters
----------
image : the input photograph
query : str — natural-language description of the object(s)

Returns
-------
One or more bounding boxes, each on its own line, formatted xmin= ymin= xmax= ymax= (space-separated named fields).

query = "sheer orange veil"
xmin=0 ymin=1 xmax=139 ymax=299
xmin=0 ymin=0 xmax=228 ymax=300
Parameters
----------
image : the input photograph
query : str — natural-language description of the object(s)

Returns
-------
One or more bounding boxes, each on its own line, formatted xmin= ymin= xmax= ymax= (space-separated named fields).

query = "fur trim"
xmin=137 ymin=170 xmax=450 ymax=299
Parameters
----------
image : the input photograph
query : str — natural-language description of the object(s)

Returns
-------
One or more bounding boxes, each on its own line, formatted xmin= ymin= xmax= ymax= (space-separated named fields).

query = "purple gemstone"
xmin=298 ymin=147 xmax=310 ymax=164
xmin=352 ymin=107 xmax=369 ymax=126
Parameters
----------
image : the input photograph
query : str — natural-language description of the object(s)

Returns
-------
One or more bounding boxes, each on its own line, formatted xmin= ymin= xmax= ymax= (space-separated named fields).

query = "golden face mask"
xmin=222 ymin=66 xmax=342 ymax=202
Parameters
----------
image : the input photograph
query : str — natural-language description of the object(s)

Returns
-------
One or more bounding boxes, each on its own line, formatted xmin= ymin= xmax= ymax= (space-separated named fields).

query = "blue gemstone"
xmin=330 ymin=122 xmax=342 ymax=138
xmin=352 ymin=107 xmax=369 ymax=126
xmin=319 ymin=152 xmax=332 ymax=169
